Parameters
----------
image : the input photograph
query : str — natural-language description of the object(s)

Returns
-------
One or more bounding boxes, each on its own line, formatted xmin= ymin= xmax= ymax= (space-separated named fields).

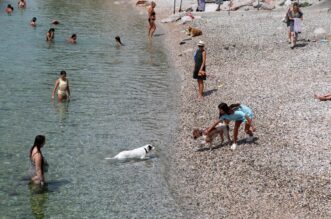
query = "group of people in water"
xmin=19 ymin=0 xmax=159 ymax=187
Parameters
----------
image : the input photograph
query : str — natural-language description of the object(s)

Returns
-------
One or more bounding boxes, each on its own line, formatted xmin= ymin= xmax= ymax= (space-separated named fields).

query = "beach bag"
xmin=293 ymin=18 xmax=302 ymax=33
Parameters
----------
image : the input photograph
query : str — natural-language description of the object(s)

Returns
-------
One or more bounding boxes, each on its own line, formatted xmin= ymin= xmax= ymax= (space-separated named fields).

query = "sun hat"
xmin=197 ymin=40 xmax=205 ymax=46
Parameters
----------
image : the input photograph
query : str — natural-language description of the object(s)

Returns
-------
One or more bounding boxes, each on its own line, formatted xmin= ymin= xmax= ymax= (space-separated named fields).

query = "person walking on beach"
xmin=314 ymin=92 xmax=331 ymax=101
xmin=46 ymin=28 xmax=55 ymax=42
xmin=206 ymin=103 xmax=256 ymax=150
xmin=29 ymin=135 xmax=48 ymax=186
xmin=52 ymin=70 xmax=71 ymax=101
xmin=287 ymin=2 xmax=303 ymax=49
xmin=147 ymin=1 xmax=156 ymax=38
xmin=193 ymin=40 xmax=207 ymax=98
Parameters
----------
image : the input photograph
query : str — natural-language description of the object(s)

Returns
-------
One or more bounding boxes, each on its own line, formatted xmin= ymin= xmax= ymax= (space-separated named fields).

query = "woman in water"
xmin=5 ymin=4 xmax=14 ymax=15
xmin=46 ymin=28 xmax=55 ymax=42
xmin=206 ymin=103 xmax=256 ymax=150
xmin=115 ymin=36 xmax=124 ymax=46
xmin=68 ymin=34 xmax=77 ymax=44
xmin=52 ymin=70 xmax=71 ymax=101
xmin=193 ymin=40 xmax=207 ymax=98
xmin=29 ymin=135 xmax=48 ymax=186
xmin=147 ymin=1 xmax=156 ymax=38
xmin=30 ymin=17 xmax=37 ymax=27
xmin=18 ymin=0 xmax=26 ymax=8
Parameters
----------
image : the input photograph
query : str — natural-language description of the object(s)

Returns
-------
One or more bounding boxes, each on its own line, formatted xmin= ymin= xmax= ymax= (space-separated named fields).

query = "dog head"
xmin=192 ymin=129 xmax=202 ymax=140
xmin=145 ymin=144 xmax=155 ymax=152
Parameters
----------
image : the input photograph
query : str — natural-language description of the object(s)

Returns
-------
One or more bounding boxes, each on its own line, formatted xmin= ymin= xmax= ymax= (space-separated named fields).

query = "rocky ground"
xmin=158 ymin=3 xmax=331 ymax=218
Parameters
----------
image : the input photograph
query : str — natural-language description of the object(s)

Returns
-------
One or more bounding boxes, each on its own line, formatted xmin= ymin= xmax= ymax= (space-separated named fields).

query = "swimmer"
xmin=46 ymin=28 xmax=55 ymax=42
xmin=68 ymin=34 xmax=77 ymax=44
xmin=5 ymin=4 xmax=14 ymax=15
xmin=18 ymin=0 xmax=26 ymax=8
xmin=115 ymin=36 xmax=124 ymax=46
xmin=51 ymin=20 xmax=60 ymax=25
xmin=147 ymin=1 xmax=156 ymax=38
xmin=52 ymin=70 xmax=71 ymax=102
xmin=30 ymin=17 xmax=37 ymax=27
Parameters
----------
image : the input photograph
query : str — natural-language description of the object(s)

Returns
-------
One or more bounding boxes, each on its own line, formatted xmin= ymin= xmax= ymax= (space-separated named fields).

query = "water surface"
xmin=0 ymin=0 xmax=182 ymax=218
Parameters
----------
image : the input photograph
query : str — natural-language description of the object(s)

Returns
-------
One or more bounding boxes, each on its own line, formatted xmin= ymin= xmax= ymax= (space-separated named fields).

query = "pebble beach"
xmin=146 ymin=0 xmax=331 ymax=218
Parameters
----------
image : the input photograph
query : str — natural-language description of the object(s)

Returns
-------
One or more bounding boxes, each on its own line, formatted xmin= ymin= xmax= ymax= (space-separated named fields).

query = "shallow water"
xmin=0 ymin=0 xmax=182 ymax=218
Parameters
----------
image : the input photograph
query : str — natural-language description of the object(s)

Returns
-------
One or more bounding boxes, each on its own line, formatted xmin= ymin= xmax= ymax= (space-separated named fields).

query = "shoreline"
xmin=134 ymin=0 xmax=330 ymax=218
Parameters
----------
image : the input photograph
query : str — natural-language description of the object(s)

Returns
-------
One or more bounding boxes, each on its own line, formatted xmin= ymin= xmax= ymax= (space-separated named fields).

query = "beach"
xmin=141 ymin=0 xmax=331 ymax=218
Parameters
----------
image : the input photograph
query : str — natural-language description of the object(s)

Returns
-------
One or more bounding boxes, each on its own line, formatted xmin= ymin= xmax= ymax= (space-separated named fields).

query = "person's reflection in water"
xmin=53 ymin=101 xmax=69 ymax=125
xmin=29 ymin=183 xmax=48 ymax=219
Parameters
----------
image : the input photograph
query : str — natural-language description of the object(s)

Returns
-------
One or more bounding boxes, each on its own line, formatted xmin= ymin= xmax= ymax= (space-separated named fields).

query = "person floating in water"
xmin=115 ymin=36 xmax=124 ymax=46
xmin=51 ymin=20 xmax=60 ymax=25
xmin=29 ymin=135 xmax=48 ymax=186
xmin=46 ymin=28 xmax=55 ymax=42
xmin=68 ymin=34 xmax=77 ymax=44
xmin=5 ymin=4 xmax=14 ymax=15
xmin=52 ymin=70 xmax=71 ymax=102
xmin=30 ymin=17 xmax=37 ymax=27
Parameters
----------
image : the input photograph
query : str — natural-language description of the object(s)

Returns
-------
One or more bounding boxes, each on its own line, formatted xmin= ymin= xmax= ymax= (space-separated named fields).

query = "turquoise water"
xmin=0 ymin=0 xmax=182 ymax=218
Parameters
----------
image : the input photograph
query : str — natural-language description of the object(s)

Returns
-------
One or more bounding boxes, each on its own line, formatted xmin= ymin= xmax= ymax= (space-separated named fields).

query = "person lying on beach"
xmin=192 ymin=122 xmax=231 ymax=151
xmin=46 ymin=28 xmax=55 ymax=42
xmin=314 ymin=92 xmax=331 ymax=101
xmin=206 ymin=103 xmax=256 ymax=150
xmin=115 ymin=36 xmax=124 ymax=46
xmin=18 ymin=0 xmax=26 ymax=8
xmin=29 ymin=135 xmax=48 ymax=186
xmin=287 ymin=2 xmax=303 ymax=49
xmin=30 ymin=17 xmax=37 ymax=27
xmin=52 ymin=70 xmax=71 ymax=102
xmin=68 ymin=34 xmax=77 ymax=44
xmin=147 ymin=1 xmax=156 ymax=38
xmin=5 ymin=4 xmax=14 ymax=15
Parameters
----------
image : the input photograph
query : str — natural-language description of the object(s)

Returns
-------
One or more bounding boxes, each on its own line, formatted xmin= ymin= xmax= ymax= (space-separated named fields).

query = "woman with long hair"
xmin=206 ymin=103 xmax=256 ymax=150
xmin=29 ymin=135 xmax=48 ymax=186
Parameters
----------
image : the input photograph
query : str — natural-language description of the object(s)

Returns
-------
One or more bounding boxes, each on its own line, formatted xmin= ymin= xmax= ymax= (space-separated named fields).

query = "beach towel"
xmin=293 ymin=18 xmax=302 ymax=33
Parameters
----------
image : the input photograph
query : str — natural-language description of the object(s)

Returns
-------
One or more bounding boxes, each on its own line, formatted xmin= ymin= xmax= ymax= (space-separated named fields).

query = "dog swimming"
xmin=105 ymin=144 xmax=155 ymax=160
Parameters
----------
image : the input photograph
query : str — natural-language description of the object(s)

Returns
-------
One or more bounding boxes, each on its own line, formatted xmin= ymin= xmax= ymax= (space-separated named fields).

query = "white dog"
xmin=193 ymin=123 xmax=231 ymax=150
xmin=105 ymin=144 xmax=155 ymax=160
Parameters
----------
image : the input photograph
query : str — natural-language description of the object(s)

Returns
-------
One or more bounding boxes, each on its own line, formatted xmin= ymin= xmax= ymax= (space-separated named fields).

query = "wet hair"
xmin=60 ymin=70 xmax=66 ymax=76
xmin=29 ymin=135 xmax=45 ymax=159
xmin=7 ymin=4 xmax=14 ymax=10
xmin=48 ymin=28 xmax=55 ymax=33
xmin=52 ymin=20 xmax=60 ymax=25
xmin=32 ymin=17 xmax=37 ymax=22
xmin=71 ymin=34 xmax=76 ymax=38
xmin=151 ymin=1 xmax=156 ymax=7
xmin=115 ymin=36 xmax=123 ymax=45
